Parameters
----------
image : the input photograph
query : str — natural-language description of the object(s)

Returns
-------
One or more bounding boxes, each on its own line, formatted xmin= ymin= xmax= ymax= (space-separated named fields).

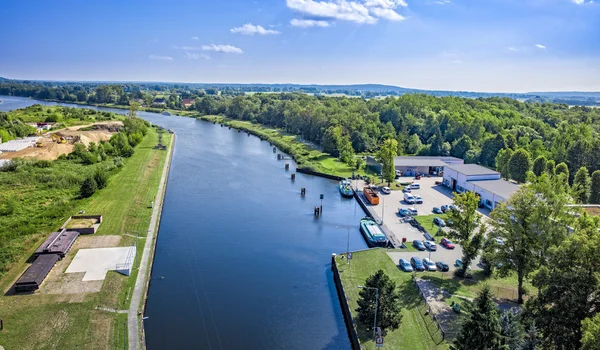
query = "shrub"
xmin=94 ymin=168 xmax=109 ymax=189
xmin=80 ymin=176 xmax=98 ymax=198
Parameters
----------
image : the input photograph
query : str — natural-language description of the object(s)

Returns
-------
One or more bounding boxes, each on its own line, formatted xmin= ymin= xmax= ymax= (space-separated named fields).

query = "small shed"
xmin=14 ymin=254 xmax=60 ymax=292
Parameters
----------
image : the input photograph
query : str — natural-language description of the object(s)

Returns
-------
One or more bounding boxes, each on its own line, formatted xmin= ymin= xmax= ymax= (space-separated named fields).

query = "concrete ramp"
xmin=66 ymin=247 xmax=137 ymax=281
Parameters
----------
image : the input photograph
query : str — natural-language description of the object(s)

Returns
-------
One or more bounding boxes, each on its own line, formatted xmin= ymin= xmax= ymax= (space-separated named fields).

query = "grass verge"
xmin=196 ymin=115 xmax=365 ymax=178
xmin=0 ymin=129 xmax=170 ymax=350
xmin=414 ymin=214 xmax=448 ymax=237
xmin=336 ymin=248 xmax=448 ymax=350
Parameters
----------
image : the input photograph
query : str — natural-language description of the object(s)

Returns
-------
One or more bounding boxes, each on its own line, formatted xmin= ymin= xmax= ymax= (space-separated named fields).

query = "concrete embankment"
xmin=128 ymin=132 xmax=175 ymax=350
xmin=331 ymin=254 xmax=362 ymax=350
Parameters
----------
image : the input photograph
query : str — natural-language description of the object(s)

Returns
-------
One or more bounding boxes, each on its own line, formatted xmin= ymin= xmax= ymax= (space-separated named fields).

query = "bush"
xmin=80 ymin=176 xmax=98 ymax=198
xmin=94 ymin=168 xmax=109 ymax=189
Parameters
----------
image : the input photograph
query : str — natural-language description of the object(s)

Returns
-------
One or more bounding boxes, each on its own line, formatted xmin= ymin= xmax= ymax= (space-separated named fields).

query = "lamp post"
xmin=358 ymin=285 xmax=379 ymax=339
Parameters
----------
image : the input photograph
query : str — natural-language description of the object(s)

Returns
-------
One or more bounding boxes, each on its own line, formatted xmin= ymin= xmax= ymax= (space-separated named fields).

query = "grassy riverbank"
xmin=336 ymin=249 xmax=448 ymax=350
xmin=0 ymin=130 xmax=171 ymax=349
xmin=197 ymin=115 xmax=369 ymax=178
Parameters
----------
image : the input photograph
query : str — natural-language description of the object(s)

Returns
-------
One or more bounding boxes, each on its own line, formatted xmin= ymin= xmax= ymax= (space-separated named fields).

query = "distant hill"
xmin=1 ymin=77 xmax=598 ymax=104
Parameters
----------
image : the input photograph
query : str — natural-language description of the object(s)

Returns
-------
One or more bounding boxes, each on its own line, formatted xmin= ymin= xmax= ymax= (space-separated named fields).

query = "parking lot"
xmin=358 ymin=176 xmax=467 ymax=267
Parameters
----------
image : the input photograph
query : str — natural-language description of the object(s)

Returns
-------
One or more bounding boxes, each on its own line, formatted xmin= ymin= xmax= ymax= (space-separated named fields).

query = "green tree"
xmin=508 ymin=148 xmax=532 ymax=183
xmin=532 ymin=156 xmax=547 ymax=177
xmin=590 ymin=170 xmax=600 ymax=204
xmin=94 ymin=168 xmax=109 ymax=189
xmin=572 ymin=166 xmax=591 ymax=203
xmin=377 ymin=138 xmax=398 ymax=185
xmin=490 ymin=186 xmax=542 ymax=304
xmin=499 ymin=311 xmax=524 ymax=350
xmin=506 ymin=134 xmax=517 ymax=150
xmin=406 ymin=133 xmax=422 ymax=154
xmin=355 ymin=270 xmax=402 ymax=335
xmin=527 ymin=216 xmax=600 ymax=349
xmin=556 ymin=162 xmax=569 ymax=181
xmin=451 ymin=285 xmax=503 ymax=350
xmin=338 ymin=134 xmax=355 ymax=166
xmin=446 ymin=191 xmax=486 ymax=277
xmin=322 ymin=125 xmax=343 ymax=157
xmin=80 ymin=176 xmax=98 ymax=198
xmin=545 ymin=159 xmax=555 ymax=176
xmin=496 ymin=148 xmax=513 ymax=179
xmin=355 ymin=157 xmax=364 ymax=171
xmin=480 ymin=134 xmax=506 ymax=167
xmin=581 ymin=314 xmax=600 ymax=350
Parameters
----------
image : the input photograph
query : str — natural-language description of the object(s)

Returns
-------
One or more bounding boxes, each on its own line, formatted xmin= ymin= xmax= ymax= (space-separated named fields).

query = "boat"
xmin=338 ymin=179 xmax=354 ymax=198
xmin=359 ymin=218 xmax=388 ymax=247
xmin=162 ymin=111 xmax=170 ymax=116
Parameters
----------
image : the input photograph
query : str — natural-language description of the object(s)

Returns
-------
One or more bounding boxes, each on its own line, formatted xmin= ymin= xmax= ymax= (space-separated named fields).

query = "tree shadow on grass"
xmin=420 ymin=273 xmax=477 ymax=297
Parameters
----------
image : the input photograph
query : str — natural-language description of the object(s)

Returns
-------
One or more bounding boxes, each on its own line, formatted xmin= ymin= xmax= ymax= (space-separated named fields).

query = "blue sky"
xmin=1 ymin=0 xmax=598 ymax=92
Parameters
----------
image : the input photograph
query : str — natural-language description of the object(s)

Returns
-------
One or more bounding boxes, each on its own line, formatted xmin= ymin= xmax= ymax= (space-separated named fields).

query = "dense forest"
xmin=2 ymin=80 xmax=600 ymax=202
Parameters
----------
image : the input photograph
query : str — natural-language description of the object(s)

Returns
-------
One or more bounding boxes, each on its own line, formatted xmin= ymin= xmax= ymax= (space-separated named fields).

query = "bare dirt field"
xmin=0 ymin=121 xmax=122 ymax=161
xmin=584 ymin=207 xmax=600 ymax=217
xmin=66 ymin=218 xmax=98 ymax=229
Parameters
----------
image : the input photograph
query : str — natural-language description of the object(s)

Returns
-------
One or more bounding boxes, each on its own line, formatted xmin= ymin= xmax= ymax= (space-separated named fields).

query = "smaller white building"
xmin=443 ymin=163 xmax=519 ymax=209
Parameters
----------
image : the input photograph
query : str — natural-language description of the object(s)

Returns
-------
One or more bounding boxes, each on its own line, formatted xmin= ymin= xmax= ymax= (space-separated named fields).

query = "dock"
xmin=353 ymin=188 xmax=401 ymax=248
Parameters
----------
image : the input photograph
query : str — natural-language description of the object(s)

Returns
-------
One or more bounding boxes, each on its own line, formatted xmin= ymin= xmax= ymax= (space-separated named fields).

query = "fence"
xmin=412 ymin=276 xmax=455 ymax=344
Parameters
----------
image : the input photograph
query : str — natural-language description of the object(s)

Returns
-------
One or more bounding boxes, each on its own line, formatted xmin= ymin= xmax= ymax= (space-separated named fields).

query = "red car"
xmin=440 ymin=238 xmax=455 ymax=249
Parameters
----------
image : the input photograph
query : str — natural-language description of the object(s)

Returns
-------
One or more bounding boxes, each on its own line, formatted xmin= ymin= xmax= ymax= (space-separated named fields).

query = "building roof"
xmin=444 ymin=163 xmax=499 ymax=176
xmin=469 ymin=179 xmax=520 ymax=200
xmin=394 ymin=156 xmax=463 ymax=168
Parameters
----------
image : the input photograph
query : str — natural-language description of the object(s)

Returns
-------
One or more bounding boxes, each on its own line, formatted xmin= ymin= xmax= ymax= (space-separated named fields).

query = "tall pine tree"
xmin=452 ymin=285 xmax=503 ymax=350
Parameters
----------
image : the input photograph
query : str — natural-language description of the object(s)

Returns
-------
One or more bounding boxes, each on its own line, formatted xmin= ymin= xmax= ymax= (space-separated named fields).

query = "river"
xmin=0 ymin=96 xmax=368 ymax=349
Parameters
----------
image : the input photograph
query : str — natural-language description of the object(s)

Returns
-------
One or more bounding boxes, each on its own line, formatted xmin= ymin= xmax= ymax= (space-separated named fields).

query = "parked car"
xmin=402 ymin=187 xmax=411 ymax=193
xmin=422 ymin=258 xmax=437 ymax=271
xmin=432 ymin=207 xmax=443 ymax=214
xmin=494 ymin=237 xmax=504 ymax=245
xmin=410 ymin=183 xmax=421 ymax=189
xmin=409 ymin=208 xmax=418 ymax=216
xmin=412 ymin=240 xmax=426 ymax=251
xmin=433 ymin=217 xmax=446 ymax=227
xmin=404 ymin=193 xmax=416 ymax=204
xmin=446 ymin=219 xmax=454 ymax=227
xmin=436 ymin=261 xmax=450 ymax=272
xmin=381 ymin=186 xmax=391 ymax=194
xmin=440 ymin=204 xmax=449 ymax=213
xmin=399 ymin=258 xmax=413 ymax=272
xmin=410 ymin=256 xmax=425 ymax=271
xmin=455 ymin=259 xmax=471 ymax=270
xmin=415 ymin=195 xmax=423 ymax=204
xmin=423 ymin=241 xmax=437 ymax=251
xmin=440 ymin=238 xmax=455 ymax=249
xmin=398 ymin=208 xmax=412 ymax=217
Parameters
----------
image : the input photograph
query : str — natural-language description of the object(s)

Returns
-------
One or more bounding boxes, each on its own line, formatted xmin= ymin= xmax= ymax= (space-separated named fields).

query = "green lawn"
xmin=336 ymin=249 xmax=448 ymax=350
xmin=414 ymin=214 xmax=448 ymax=237
xmin=0 ymin=129 xmax=170 ymax=350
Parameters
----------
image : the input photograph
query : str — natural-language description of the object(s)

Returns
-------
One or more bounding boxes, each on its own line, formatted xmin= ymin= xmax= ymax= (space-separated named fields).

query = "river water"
xmin=1 ymin=96 xmax=368 ymax=349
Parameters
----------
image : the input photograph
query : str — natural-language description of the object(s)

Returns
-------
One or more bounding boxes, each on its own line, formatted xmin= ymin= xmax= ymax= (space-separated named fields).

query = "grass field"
xmin=336 ymin=249 xmax=449 ymax=350
xmin=0 ymin=129 xmax=171 ymax=350
xmin=196 ymin=115 xmax=369 ymax=178
xmin=414 ymin=214 xmax=448 ymax=236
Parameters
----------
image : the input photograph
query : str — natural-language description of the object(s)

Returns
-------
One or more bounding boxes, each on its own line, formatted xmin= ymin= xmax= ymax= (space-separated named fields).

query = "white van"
xmin=404 ymin=193 xmax=415 ymax=204
xmin=410 ymin=183 xmax=421 ymax=189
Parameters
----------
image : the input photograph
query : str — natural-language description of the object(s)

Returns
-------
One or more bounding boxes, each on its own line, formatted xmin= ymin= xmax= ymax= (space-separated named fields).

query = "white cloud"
xmin=202 ymin=44 xmax=244 ymax=54
xmin=452 ymin=60 xmax=463 ymax=64
xmin=535 ymin=44 xmax=546 ymax=49
xmin=433 ymin=0 xmax=450 ymax=4
xmin=231 ymin=23 xmax=280 ymax=35
xmin=364 ymin=0 xmax=407 ymax=7
xmin=191 ymin=36 xmax=199 ymax=40
xmin=369 ymin=7 xmax=405 ymax=20
xmin=173 ymin=45 xmax=202 ymax=50
xmin=184 ymin=52 xmax=210 ymax=60
xmin=286 ymin=0 xmax=377 ymax=24
xmin=148 ymin=55 xmax=173 ymax=61
xmin=572 ymin=0 xmax=585 ymax=3
xmin=508 ymin=47 xmax=518 ymax=51
xmin=290 ymin=18 xmax=330 ymax=27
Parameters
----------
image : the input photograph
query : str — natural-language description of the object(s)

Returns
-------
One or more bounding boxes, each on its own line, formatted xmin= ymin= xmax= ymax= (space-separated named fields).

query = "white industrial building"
xmin=442 ymin=163 xmax=520 ymax=209
xmin=366 ymin=155 xmax=464 ymax=176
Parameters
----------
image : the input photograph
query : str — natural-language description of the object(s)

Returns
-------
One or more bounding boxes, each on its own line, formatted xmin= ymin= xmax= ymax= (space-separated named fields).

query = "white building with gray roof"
xmin=442 ymin=163 xmax=520 ymax=209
